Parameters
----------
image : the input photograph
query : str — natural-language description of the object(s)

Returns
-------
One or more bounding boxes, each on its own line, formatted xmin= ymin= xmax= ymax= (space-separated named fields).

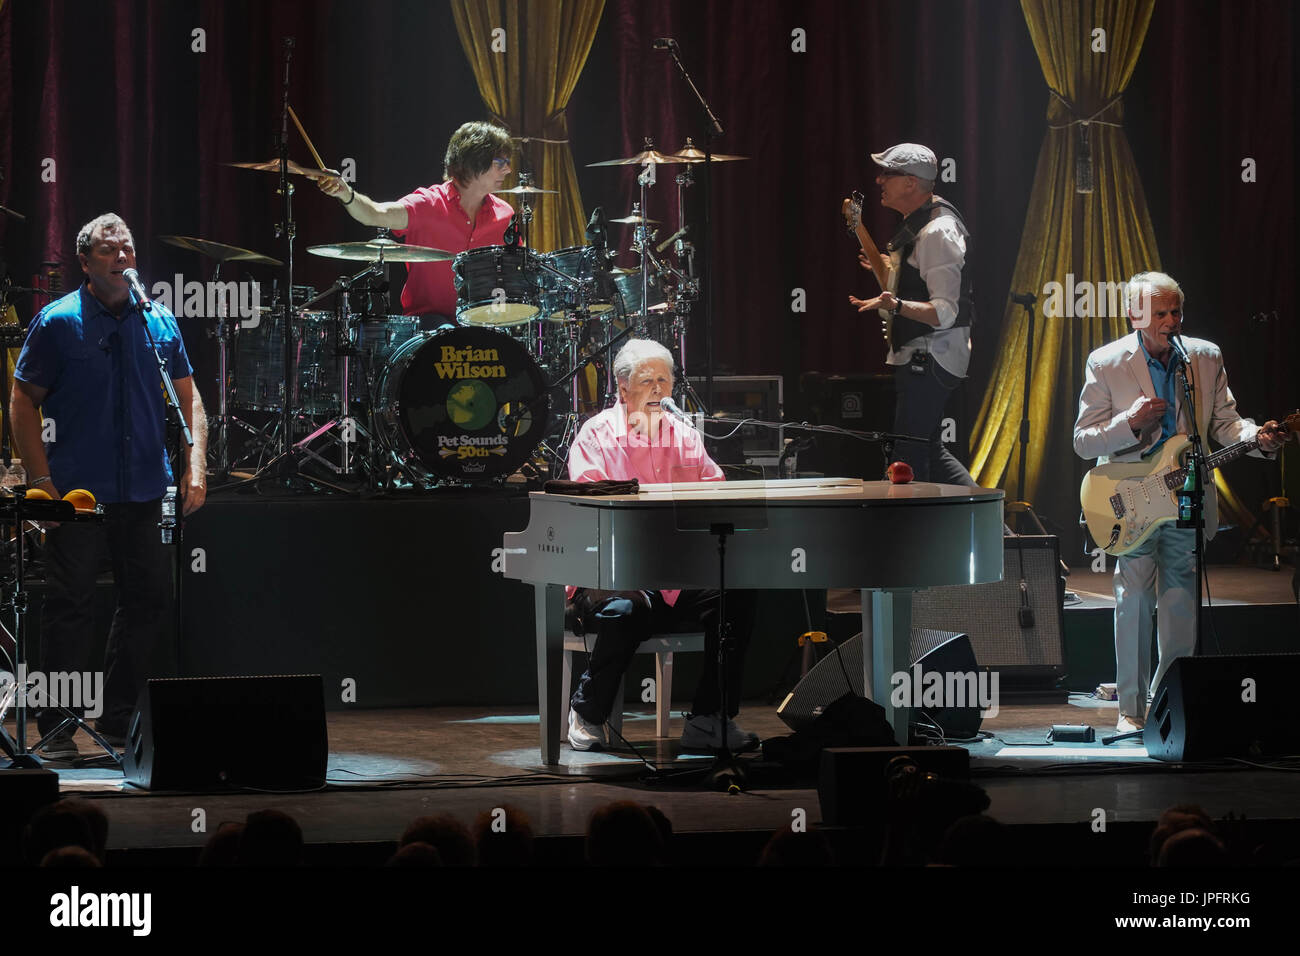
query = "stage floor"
xmin=11 ymin=694 xmax=1300 ymax=861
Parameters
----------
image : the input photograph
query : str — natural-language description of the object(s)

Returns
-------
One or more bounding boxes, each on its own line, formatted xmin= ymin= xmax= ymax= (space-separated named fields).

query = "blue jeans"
xmin=37 ymin=500 xmax=171 ymax=735
xmin=892 ymin=361 xmax=975 ymax=484
xmin=569 ymin=589 xmax=756 ymax=724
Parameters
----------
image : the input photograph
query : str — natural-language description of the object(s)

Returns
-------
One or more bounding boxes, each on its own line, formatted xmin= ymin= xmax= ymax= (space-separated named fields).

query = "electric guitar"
xmin=842 ymin=192 xmax=934 ymax=350
xmin=1080 ymin=411 xmax=1298 ymax=556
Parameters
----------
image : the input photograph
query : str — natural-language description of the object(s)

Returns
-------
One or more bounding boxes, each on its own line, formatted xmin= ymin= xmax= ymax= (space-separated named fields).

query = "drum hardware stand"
xmin=660 ymin=38 xmax=723 ymax=410
xmin=292 ymin=265 xmax=381 ymax=477
xmin=206 ymin=259 xmax=270 ymax=482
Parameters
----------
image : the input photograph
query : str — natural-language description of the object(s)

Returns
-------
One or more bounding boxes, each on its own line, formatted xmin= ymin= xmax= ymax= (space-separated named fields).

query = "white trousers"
xmin=1113 ymin=524 xmax=1197 ymax=717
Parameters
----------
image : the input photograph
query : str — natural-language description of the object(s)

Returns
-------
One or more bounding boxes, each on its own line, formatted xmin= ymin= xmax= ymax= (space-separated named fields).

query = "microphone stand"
xmin=1008 ymin=292 xmax=1070 ymax=574
xmin=1174 ymin=350 xmax=1205 ymax=656
xmin=127 ymin=286 xmax=194 ymax=677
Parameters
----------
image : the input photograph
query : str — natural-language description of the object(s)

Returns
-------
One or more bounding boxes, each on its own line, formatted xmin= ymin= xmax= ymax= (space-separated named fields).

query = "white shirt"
xmin=886 ymin=210 xmax=972 ymax=378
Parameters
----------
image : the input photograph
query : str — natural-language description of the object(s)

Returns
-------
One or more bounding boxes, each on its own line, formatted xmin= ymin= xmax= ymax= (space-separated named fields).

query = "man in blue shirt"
xmin=11 ymin=213 xmax=208 ymax=759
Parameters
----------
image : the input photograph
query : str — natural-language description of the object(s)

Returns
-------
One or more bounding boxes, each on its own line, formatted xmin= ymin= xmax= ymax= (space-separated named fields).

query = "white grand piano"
xmin=502 ymin=477 xmax=1004 ymax=764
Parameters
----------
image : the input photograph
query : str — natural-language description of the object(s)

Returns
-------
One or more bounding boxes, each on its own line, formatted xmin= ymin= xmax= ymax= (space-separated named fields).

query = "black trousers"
xmin=892 ymin=360 xmax=976 ymax=484
xmin=36 ymin=500 xmax=171 ymax=735
xmin=569 ymin=588 xmax=756 ymax=725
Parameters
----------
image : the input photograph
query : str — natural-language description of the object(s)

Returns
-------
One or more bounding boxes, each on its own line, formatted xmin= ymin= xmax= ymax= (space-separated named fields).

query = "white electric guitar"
xmin=1080 ymin=411 xmax=1298 ymax=556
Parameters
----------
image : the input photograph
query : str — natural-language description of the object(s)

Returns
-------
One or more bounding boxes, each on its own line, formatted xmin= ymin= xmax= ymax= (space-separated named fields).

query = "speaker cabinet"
xmin=777 ymin=628 xmax=984 ymax=741
xmin=818 ymin=745 xmax=970 ymax=827
xmin=911 ymin=535 xmax=1066 ymax=693
xmin=1144 ymin=653 xmax=1300 ymax=762
xmin=123 ymin=675 xmax=327 ymax=791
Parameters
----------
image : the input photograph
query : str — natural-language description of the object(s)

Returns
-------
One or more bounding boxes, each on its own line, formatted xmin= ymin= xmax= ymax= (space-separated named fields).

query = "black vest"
xmin=886 ymin=196 xmax=975 ymax=351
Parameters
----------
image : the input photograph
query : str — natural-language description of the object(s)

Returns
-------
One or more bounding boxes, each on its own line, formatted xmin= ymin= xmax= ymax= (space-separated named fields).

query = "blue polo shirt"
xmin=15 ymin=286 xmax=193 ymax=503
xmin=1138 ymin=333 xmax=1178 ymax=458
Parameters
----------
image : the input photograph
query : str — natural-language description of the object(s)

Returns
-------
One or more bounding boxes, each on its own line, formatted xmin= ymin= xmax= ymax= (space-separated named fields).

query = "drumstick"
xmin=288 ymin=105 xmax=328 ymax=172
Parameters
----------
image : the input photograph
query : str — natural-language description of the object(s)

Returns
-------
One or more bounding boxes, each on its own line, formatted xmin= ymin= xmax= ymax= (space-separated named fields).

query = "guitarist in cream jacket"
xmin=1072 ymin=271 xmax=1286 ymax=732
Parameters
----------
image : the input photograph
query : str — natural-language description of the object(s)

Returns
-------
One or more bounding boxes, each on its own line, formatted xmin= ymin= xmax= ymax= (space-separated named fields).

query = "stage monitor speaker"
xmin=1144 ymin=653 xmax=1300 ymax=762
xmin=777 ymin=628 xmax=984 ymax=741
xmin=122 ymin=675 xmax=327 ymax=791
xmin=911 ymin=534 xmax=1066 ymax=693
xmin=818 ymin=745 xmax=970 ymax=827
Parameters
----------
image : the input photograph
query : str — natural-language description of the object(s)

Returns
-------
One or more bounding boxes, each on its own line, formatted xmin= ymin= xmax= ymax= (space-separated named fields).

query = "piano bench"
xmin=560 ymin=630 xmax=706 ymax=741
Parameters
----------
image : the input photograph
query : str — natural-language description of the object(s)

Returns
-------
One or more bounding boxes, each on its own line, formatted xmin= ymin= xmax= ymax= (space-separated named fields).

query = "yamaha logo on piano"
xmin=539 ymin=527 xmax=564 ymax=554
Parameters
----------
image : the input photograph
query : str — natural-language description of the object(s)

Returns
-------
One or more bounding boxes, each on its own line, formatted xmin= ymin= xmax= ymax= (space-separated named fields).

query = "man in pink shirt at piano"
xmin=565 ymin=339 xmax=760 ymax=754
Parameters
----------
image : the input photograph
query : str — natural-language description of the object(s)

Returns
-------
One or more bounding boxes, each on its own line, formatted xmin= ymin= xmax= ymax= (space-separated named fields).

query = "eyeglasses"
xmin=491 ymin=157 xmax=511 ymax=170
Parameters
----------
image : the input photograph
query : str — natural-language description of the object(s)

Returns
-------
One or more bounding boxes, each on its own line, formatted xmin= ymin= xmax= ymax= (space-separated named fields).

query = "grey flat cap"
xmin=871 ymin=143 xmax=938 ymax=180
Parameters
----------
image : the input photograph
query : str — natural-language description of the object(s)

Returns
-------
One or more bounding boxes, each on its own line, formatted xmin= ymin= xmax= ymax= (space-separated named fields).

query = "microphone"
xmin=121 ymin=268 xmax=153 ymax=311
xmin=1169 ymin=334 xmax=1191 ymax=366
xmin=653 ymin=38 xmax=677 ymax=50
xmin=658 ymin=396 xmax=696 ymax=428
xmin=1011 ymin=291 xmax=1037 ymax=307
xmin=585 ymin=207 xmax=608 ymax=251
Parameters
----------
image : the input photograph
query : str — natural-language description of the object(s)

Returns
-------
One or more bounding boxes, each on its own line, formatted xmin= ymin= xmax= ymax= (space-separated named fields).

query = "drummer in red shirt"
xmin=318 ymin=121 xmax=514 ymax=323
xmin=565 ymin=339 xmax=760 ymax=754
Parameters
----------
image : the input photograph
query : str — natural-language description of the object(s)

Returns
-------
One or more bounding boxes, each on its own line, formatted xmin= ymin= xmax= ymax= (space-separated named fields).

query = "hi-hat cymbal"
xmin=588 ymin=148 xmax=686 ymax=168
xmin=493 ymin=185 xmax=559 ymax=196
xmin=608 ymin=214 xmax=661 ymax=225
xmin=307 ymin=238 xmax=455 ymax=263
xmin=226 ymin=159 xmax=335 ymax=182
xmin=159 ymin=235 xmax=283 ymax=266
xmin=670 ymin=138 xmax=750 ymax=163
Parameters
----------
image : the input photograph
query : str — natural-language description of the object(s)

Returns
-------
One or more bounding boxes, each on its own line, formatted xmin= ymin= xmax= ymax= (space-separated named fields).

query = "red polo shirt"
xmin=394 ymin=180 xmax=514 ymax=317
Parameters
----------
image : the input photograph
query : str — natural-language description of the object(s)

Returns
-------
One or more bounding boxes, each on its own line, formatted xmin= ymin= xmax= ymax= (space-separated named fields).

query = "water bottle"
xmin=1178 ymin=466 xmax=1196 ymax=523
xmin=161 ymin=486 xmax=177 ymax=544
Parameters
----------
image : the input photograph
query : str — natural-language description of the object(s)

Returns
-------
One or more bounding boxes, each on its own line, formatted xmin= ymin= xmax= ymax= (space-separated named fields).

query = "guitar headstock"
xmin=841 ymin=190 xmax=864 ymax=235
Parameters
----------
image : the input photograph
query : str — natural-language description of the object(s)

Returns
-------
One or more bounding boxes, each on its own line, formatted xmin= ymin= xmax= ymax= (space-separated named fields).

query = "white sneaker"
xmin=1117 ymin=713 xmax=1146 ymax=733
xmin=567 ymin=709 xmax=607 ymax=752
xmin=680 ymin=714 xmax=760 ymax=753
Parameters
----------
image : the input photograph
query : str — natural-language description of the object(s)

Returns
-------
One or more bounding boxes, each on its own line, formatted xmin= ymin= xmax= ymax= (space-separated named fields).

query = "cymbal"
xmin=307 ymin=238 xmax=455 ymax=263
xmin=670 ymin=139 xmax=750 ymax=163
xmin=225 ymin=159 xmax=335 ymax=182
xmin=158 ymin=235 xmax=283 ymax=266
xmin=608 ymin=214 xmax=661 ymax=225
xmin=493 ymin=185 xmax=559 ymax=196
xmin=587 ymin=148 xmax=686 ymax=168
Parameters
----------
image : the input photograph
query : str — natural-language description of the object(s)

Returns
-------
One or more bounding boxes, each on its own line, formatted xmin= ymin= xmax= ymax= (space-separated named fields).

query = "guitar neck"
xmin=855 ymin=224 xmax=889 ymax=293
xmin=1162 ymin=436 xmax=1259 ymax=490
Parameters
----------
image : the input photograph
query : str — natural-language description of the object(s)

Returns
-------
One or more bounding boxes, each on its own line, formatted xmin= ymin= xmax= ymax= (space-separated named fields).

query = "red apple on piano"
xmin=887 ymin=461 xmax=914 ymax=484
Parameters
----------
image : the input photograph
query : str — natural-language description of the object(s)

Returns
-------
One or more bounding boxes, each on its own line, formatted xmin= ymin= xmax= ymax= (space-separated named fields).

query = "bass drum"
xmin=372 ymin=326 xmax=550 ymax=482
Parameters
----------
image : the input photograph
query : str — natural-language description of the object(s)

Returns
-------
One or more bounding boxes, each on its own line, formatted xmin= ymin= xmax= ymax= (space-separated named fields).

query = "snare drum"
xmin=452 ymin=246 xmax=543 ymax=327
xmin=539 ymin=245 xmax=618 ymax=321
xmin=371 ymin=325 xmax=550 ymax=482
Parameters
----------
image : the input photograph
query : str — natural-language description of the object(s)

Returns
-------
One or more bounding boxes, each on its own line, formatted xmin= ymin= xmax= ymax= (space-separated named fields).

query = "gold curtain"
xmin=450 ymin=0 xmax=605 ymax=253
xmin=969 ymin=0 xmax=1159 ymax=509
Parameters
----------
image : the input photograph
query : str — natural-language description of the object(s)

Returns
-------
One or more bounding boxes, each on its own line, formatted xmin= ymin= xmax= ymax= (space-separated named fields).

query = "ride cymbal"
xmin=307 ymin=238 xmax=455 ymax=263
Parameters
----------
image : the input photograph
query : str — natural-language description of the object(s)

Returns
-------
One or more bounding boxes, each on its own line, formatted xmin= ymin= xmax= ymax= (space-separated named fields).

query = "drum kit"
xmin=201 ymin=135 xmax=747 ymax=489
